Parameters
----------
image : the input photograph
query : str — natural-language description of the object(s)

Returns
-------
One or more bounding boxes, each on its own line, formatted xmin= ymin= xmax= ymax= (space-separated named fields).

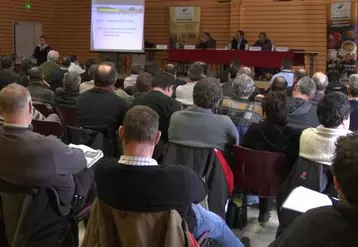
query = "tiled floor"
xmin=78 ymin=206 xmax=277 ymax=247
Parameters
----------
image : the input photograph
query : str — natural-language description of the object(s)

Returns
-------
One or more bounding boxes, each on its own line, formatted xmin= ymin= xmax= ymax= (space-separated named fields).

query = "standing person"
xmin=33 ymin=35 xmax=51 ymax=66
xmin=231 ymin=30 xmax=248 ymax=50
xmin=68 ymin=55 xmax=85 ymax=75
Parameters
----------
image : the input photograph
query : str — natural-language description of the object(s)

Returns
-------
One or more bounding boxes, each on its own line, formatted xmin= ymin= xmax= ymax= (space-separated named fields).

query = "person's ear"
xmin=119 ymin=126 xmax=124 ymax=140
xmin=154 ymin=131 xmax=162 ymax=146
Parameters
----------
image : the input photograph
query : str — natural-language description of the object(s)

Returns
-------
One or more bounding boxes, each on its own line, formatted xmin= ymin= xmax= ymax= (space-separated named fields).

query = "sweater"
xmin=175 ymin=82 xmax=197 ymax=106
xmin=169 ymin=106 xmax=239 ymax=151
xmin=299 ymin=125 xmax=352 ymax=166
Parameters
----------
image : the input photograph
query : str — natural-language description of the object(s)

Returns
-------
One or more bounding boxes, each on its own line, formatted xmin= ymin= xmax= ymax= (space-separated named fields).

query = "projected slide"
xmin=91 ymin=0 xmax=145 ymax=52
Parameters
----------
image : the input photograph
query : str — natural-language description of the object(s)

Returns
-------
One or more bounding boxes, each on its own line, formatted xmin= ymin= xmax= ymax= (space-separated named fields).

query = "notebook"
xmin=282 ymin=186 xmax=336 ymax=213
xmin=69 ymin=144 xmax=104 ymax=168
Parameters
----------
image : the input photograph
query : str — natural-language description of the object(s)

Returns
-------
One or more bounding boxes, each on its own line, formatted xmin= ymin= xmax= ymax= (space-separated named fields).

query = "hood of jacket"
xmin=287 ymin=97 xmax=312 ymax=116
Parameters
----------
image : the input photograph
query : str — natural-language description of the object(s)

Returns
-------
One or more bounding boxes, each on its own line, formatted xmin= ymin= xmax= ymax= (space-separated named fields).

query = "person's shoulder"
xmin=295 ymin=205 xmax=342 ymax=228
xmin=246 ymin=122 xmax=265 ymax=134
xmin=93 ymin=157 xmax=119 ymax=173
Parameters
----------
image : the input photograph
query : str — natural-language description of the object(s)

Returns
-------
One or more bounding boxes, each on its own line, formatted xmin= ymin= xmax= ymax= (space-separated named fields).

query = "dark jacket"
xmin=51 ymin=68 xmax=68 ymax=91
xmin=276 ymin=157 xmax=337 ymax=236
xmin=270 ymin=200 xmax=358 ymax=247
xmin=27 ymin=80 xmax=54 ymax=105
xmin=33 ymin=45 xmax=51 ymax=66
xmin=309 ymin=91 xmax=324 ymax=105
xmin=242 ymin=122 xmax=301 ymax=169
xmin=231 ymin=38 xmax=248 ymax=50
xmin=0 ymin=125 xmax=87 ymax=206
xmin=221 ymin=80 xmax=233 ymax=97
xmin=196 ymin=39 xmax=216 ymax=49
xmin=17 ymin=69 xmax=30 ymax=87
xmin=39 ymin=61 xmax=61 ymax=85
xmin=162 ymin=143 xmax=229 ymax=220
xmin=350 ymin=99 xmax=358 ymax=131
xmin=287 ymin=97 xmax=319 ymax=129
xmin=0 ymin=69 xmax=19 ymax=90
xmin=54 ymin=88 xmax=79 ymax=107
xmin=253 ymin=39 xmax=273 ymax=51
xmin=325 ymin=81 xmax=348 ymax=95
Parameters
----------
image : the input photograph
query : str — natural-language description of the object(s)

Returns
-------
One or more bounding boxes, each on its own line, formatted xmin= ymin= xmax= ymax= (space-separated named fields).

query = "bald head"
xmin=0 ymin=84 xmax=31 ymax=116
xmin=94 ymin=62 xmax=117 ymax=86
xmin=271 ymin=76 xmax=288 ymax=92
xmin=239 ymin=66 xmax=254 ymax=79
xmin=312 ymin=72 xmax=328 ymax=92
xmin=294 ymin=68 xmax=307 ymax=83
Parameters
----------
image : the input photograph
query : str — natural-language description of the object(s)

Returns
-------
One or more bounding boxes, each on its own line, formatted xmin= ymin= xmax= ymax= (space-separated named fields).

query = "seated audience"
xmin=222 ymin=66 xmax=239 ymax=97
xmin=95 ymin=106 xmax=248 ymax=247
xmin=326 ymin=71 xmax=348 ymax=95
xmin=271 ymin=59 xmax=294 ymax=87
xmin=132 ymin=72 xmax=181 ymax=142
xmin=68 ymin=55 xmax=85 ymax=75
xmin=76 ymin=62 xmax=127 ymax=134
xmin=80 ymin=64 xmax=97 ymax=93
xmin=270 ymin=76 xmax=288 ymax=92
xmin=270 ymin=133 xmax=358 ymax=247
xmin=287 ymin=68 xmax=306 ymax=96
xmin=40 ymin=50 xmax=61 ymax=85
xmin=220 ymin=58 xmax=241 ymax=84
xmin=310 ymin=72 xmax=328 ymax=105
xmin=133 ymin=72 xmax=153 ymax=98
xmin=164 ymin=64 xmax=186 ymax=87
xmin=124 ymin=64 xmax=142 ymax=89
xmin=217 ymin=74 xmax=263 ymax=142
xmin=175 ymin=62 xmax=204 ymax=106
xmin=198 ymin=61 xmax=209 ymax=77
xmin=51 ymin=56 xmax=71 ymax=91
xmin=0 ymin=56 xmax=19 ymax=90
xmin=17 ymin=57 xmax=37 ymax=87
xmin=349 ymin=74 xmax=358 ymax=131
xmin=242 ymin=91 xmax=302 ymax=223
xmin=277 ymin=92 xmax=352 ymax=235
xmin=54 ymin=71 xmax=81 ymax=107
xmin=0 ymin=83 xmax=90 ymax=207
xmin=81 ymin=59 xmax=96 ymax=82
xmin=287 ymin=76 xmax=319 ymax=129
xmin=144 ymin=60 xmax=157 ymax=76
xmin=27 ymin=67 xmax=54 ymax=105
xmin=169 ymin=77 xmax=238 ymax=152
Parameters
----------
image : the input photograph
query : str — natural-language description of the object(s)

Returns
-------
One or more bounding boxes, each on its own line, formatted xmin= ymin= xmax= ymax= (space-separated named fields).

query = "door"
xmin=13 ymin=21 xmax=42 ymax=64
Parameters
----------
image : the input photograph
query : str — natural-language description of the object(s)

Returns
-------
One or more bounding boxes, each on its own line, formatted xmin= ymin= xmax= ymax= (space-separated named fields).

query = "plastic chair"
xmin=33 ymin=103 xmax=52 ymax=117
xmin=31 ymin=120 xmax=63 ymax=137
xmin=55 ymin=106 xmax=77 ymax=127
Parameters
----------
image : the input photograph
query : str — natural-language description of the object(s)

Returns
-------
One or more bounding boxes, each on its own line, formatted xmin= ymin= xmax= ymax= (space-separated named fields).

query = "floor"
xmin=78 ymin=206 xmax=278 ymax=247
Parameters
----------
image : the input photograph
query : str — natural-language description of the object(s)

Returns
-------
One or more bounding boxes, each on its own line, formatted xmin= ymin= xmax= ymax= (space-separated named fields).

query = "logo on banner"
xmin=174 ymin=7 xmax=194 ymax=21
xmin=331 ymin=3 xmax=351 ymax=20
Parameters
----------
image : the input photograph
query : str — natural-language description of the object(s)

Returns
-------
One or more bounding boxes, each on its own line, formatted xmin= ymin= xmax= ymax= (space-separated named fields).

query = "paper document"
xmin=69 ymin=144 xmax=104 ymax=168
xmin=282 ymin=186 xmax=335 ymax=213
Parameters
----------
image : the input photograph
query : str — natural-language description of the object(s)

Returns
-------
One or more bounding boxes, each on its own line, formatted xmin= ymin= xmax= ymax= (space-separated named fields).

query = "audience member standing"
xmin=287 ymin=77 xmax=319 ymax=129
xmin=54 ymin=71 xmax=81 ymax=107
xmin=131 ymin=72 xmax=181 ymax=143
xmin=76 ymin=62 xmax=127 ymax=134
xmin=124 ymin=64 xmax=142 ymax=89
xmin=80 ymin=64 xmax=97 ymax=93
xmin=94 ymin=106 xmax=247 ymax=247
xmin=242 ymin=91 xmax=301 ymax=223
xmin=217 ymin=74 xmax=263 ymax=142
xmin=40 ymin=50 xmax=61 ymax=86
xmin=348 ymin=74 xmax=358 ymax=131
xmin=310 ymin=72 xmax=328 ymax=105
xmin=0 ymin=56 xmax=19 ymax=90
xmin=271 ymin=59 xmax=294 ymax=87
xmin=169 ymin=78 xmax=238 ymax=152
xmin=175 ymin=62 xmax=204 ymax=106
xmin=33 ymin=35 xmax=51 ymax=66
xmin=0 ymin=83 xmax=90 ymax=207
xmin=27 ymin=67 xmax=54 ymax=105
xmin=68 ymin=55 xmax=85 ymax=75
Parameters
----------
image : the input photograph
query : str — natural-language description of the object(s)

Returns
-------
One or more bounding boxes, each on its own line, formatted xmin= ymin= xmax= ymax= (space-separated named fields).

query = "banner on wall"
xmin=169 ymin=7 xmax=201 ymax=48
xmin=327 ymin=2 xmax=357 ymax=77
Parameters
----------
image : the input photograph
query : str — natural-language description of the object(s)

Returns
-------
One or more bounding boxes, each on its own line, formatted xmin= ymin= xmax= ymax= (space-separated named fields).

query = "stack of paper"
xmin=282 ymin=186 xmax=335 ymax=213
xmin=69 ymin=144 xmax=104 ymax=168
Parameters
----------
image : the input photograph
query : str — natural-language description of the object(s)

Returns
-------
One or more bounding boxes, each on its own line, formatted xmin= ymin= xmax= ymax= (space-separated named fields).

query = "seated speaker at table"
xmin=253 ymin=32 xmax=273 ymax=51
xmin=196 ymin=32 xmax=216 ymax=49
xmin=231 ymin=30 xmax=248 ymax=50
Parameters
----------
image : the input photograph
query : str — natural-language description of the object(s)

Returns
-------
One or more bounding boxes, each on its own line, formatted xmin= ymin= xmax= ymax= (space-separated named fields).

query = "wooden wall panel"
xmin=0 ymin=0 xmax=55 ymax=56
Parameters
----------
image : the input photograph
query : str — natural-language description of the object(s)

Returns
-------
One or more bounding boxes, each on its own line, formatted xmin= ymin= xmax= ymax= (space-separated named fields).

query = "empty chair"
xmin=55 ymin=106 xmax=76 ymax=127
xmin=31 ymin=120 xmax=63 ymax=137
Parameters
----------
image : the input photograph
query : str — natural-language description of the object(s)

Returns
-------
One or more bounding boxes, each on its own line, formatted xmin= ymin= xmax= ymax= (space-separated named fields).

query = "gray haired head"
xmin=238 ymin=67 xmax=254 ymax=79
xmin=349 ymin=74 xmax=358 ymax=97
xmin=47 ymin=50 xmax=60 ymax=62
xmin=233 ymin=74 xmax=255 ymax=98
xmin=63 ymin=71 xmax=81 ymax=92
xmin=297 ymin=76 xmax=317 ymax=97
xmin=0 ymin=83 xmax=31 ymax=115
xmin=312 ymin=72 xmax=328 ymax=92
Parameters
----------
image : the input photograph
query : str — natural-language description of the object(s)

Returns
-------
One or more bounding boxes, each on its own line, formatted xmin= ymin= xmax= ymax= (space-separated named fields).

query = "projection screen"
xmin=90 ymin=0 xmax=145 ymax=52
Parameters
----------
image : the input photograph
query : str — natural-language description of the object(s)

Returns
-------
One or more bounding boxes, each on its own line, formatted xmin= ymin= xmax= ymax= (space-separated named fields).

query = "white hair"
xmin=233 ymin=74 xmax=255 ymax=97
xmin=47 ymin=50 xmax=59 ymax=62
xmin=312 ymin=72 xmax=328 ymax=92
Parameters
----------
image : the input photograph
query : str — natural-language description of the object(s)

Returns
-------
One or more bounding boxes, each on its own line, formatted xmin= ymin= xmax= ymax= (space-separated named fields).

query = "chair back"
xmin=232 ymin=145 xmax=288 ymax=198
xmin=33 ymin=103 xmax=52 ymax=117
xmin=55 ymin=106 xmax=76 ymax=127
xmin=213 ymin=149 xmax=234 ymax=196
xmin=31 ymin=120 xmax=63 ymax=137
